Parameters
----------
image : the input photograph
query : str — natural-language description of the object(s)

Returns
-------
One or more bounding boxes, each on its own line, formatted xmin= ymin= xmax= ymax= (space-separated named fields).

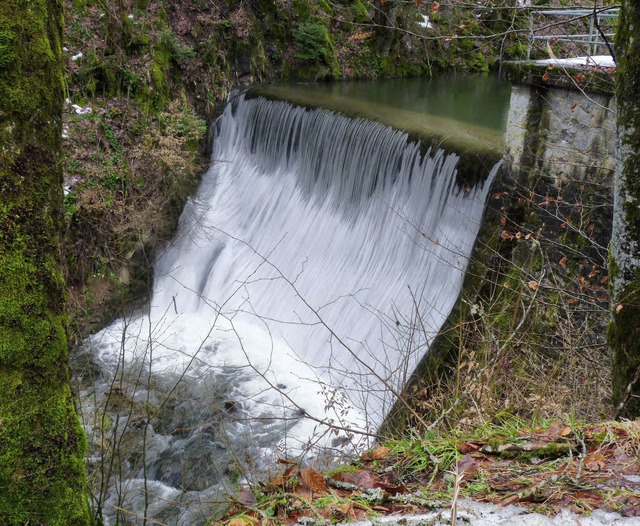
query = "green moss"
xmin=351 ymin=0 xmax=370 ymax=23
xmin=318 ymin=0 xmax=333 ymax=15
xmin=0 ymin=1 xmax=92 ymax=522
xmin=609 ymin=1 xmax=640 ymax=418
xmin=608 ymin=275 xmax=640 ymax=416
xmin=293 ymin=0 xmax=313 ymax=21
xmin=0 ymin=29 xmax=15 ymax=68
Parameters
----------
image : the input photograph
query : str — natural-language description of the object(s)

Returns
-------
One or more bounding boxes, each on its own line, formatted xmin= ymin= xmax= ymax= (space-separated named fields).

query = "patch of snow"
xmin=517 ymin=0 xmax=532 ymax=6
xmin=418 ymin=15 xmax=433 ymax=29
xmin=63 ymin=46 xmax=68 ymax=52
xmin=128 ymin=13 xmax=134 ymax=19
xmin=71 ymin=52 xmax=83 ymax=61
xmin=64 ymin=177 xmax=78 ymax=196
xmin=349 ymin=499 xmax=640 ymax=525
xmin=66 ymin=97 xmax=91 ymax=115
xmin=62 ymin=127 xmax=69 ymax=139
xmin=534 ymin=55 xmax=615 ymax=68
xmin=72 ymin=104 xmax=92 ymax=115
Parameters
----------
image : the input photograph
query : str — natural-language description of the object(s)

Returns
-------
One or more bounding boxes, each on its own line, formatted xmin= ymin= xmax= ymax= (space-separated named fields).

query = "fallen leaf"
xmin=500 ymin=494 xmax=520 ymax=507
xmin=456 ymin=454 xmax=478 ymax=476
xmin=294 ymin=484 xmax=314 ymax=500
xmin=300 ymin=467 xmax=328 ymax=493
xmin=528 ymin=280 xmax=538 ymax=291
xmin=559 ymin=256 xmax=568 ymax=267
xmin=622 ymin=505 xmax=640 ymax=517
xmin=229 ymin=519 xmax=248 ymax=526
xmin=431 ymin=1 xmax=440 ymax=13
xmin=341 ymin=502 xmax=353 ymax=515
xmin=458 ymin=441 xmax=482 ymax=454
xmin=546 ymin=421 xmax=571 ymax=438
xmin=236 ymin=488 xmax=255 ymax=506
xmin=500 ymin=230 xmax=514 ymax=241
xmin=616 ymin=304 xmax=624 ymax=314
xmin=363 ymin=446 xmax=390 ymax=460
xmin=584 ymin=452 xmax=607 ymax=471
xmin=269 ymin=465 xmax=296 ymax=486
xmin=333 ymin=469 xmax=376 ymax=489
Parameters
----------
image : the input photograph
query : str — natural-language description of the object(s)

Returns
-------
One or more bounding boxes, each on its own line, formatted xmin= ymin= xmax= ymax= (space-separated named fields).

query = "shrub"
xmin=293 ymin=21 xmax=333 ymax=63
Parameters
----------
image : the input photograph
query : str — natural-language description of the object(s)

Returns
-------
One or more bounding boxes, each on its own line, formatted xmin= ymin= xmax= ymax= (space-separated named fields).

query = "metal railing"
xmin=526 ymin=6 xmax=619 ymax=60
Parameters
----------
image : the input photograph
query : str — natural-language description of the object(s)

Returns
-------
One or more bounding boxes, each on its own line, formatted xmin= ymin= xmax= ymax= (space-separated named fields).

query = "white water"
xmin=80 ymin=94 xmax=498 ymax=525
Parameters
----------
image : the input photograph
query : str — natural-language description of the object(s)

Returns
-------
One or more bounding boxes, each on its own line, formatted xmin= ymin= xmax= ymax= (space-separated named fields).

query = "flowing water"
xmin=77 ymin=78 xmax=507 ymax=525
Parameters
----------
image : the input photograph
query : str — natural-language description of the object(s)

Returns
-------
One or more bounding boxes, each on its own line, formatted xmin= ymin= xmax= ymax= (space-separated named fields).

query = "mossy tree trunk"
xmin=0 ymin=1 xmax=92 ymax=523
xmin=610 ymin=0 xmax=640 ymax=419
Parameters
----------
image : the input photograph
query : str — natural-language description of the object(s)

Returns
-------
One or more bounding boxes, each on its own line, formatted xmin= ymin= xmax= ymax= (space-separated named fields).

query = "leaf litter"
xmin=215 ymin=420 xmax=640 ymax=525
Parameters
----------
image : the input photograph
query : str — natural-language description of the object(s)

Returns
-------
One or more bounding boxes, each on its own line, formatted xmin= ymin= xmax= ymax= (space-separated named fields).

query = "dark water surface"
xmin=280 ymin=74 xmax=512 ymax=132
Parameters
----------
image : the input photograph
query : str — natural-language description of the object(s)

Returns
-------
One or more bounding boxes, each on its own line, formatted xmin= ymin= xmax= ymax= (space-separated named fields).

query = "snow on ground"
xmin=349 ymin=499 xmax=640 ymax=525
xmin=534 ymin=55 xmax=616 ymax=69
xmin=418 ymin=15 xmax=433 ymax=29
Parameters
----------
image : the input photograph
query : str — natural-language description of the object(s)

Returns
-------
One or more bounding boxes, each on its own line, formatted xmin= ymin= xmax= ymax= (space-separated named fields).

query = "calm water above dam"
xmin=267 ymin=74 xmax=512 ymax=131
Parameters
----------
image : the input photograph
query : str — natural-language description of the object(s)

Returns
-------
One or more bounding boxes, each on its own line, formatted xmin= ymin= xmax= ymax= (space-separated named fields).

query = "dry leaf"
xmin=269 ymin=465 xmax=296 ymax=486
xmin=584 ymin=452 xmax=607 ymax=471
xmin=333 ymin=469 xmax=376 ymax=489
xmin=229 ymin=519 xmax=249 ymax=526
xmin=616 ymin=304 xmax=624 ymax=314
xmin=300 ymin=467 xmax=328 ymax=493
xmin=236 ymin=488 xmax=255 ymax=507
xmin=500 ymin=230 xmax=514 ymax=241
xmin=559 ymin=256 xmax=568 ymax=267
xmin=431 ymin=1 xmax=440 ymax=13
xmin=528 ymin=280 xmax=538 ymax=291
xmin=416 ymin=0 xmax=422 ymax=6
xmin=560 ymin=426 xmax=572 ymax=437
xmin=364 ymin=446 xmax=390 ymax=460
xmin=500 ymin=494 xmax=520 ymax=508
xmin=294 ymin=484 xmax=314 ymax=500
xmin=456 ymin=454 xmax=478 ymax=476
xmin=458 ymin=441 xmax=481 ymax=454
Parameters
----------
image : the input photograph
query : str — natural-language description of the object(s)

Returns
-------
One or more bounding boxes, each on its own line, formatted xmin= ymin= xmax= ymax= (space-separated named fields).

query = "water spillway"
xmin=80 ymin=92 xmax=501 ymax=525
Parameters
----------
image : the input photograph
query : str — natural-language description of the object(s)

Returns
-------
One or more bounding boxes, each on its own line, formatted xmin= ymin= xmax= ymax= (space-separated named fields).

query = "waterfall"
xmin=79 ymin=93 xmax=499 ymax=525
